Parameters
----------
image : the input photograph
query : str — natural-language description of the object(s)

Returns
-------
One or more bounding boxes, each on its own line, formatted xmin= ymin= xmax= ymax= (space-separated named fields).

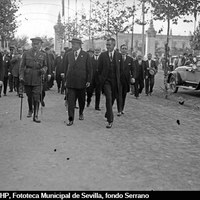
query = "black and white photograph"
xmin=0 ymin=0 xmax=200 ymax=192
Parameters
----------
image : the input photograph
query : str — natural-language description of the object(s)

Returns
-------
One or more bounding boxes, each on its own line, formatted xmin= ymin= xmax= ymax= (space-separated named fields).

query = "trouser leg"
xmin=95 ymin=84 xmax=101 ymax=109
xmin=3 ymin=76 xmax=8 ymax=95
xmin=104 ymin=83 xmax=113 ymax=123
xmin=77 ymin=88 xmax=86 ymax=116
xmin=8 ymin=74 xmax=13 ymax=92
xmin=145 ymin=77 xmax=150 ymax=94
xmin=134 ymin=79 xmax=139 ymax=97
xmin=150 ymin=76 xmax=155 ymax=93
xmin=67 ymin=88 xmax=76 ymax=121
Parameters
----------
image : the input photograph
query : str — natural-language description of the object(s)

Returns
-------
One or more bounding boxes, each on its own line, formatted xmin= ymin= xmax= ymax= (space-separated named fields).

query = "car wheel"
xmin=169 ymin=75 xmax=178 ymax=93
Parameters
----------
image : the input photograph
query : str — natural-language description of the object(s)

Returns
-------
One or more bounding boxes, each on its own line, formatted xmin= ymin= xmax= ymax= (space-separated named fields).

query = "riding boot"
xmin=33 ymin=101 xmax=41 ymax=123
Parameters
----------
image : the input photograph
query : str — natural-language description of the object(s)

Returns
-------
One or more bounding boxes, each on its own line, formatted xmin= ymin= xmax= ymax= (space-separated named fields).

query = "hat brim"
xmin=69 ymin=39 xmax=83 ymax=44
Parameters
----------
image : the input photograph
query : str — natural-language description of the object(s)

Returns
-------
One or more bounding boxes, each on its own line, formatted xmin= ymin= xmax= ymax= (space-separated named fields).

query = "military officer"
xmin=19 ymin=37 xmax=47 ymax=123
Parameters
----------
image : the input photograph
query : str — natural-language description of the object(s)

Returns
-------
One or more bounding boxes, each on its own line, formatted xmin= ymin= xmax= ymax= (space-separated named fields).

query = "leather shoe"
xmin=27 ymin=110 xmax=33 ymax=118
xmin=95 ymin=108 xmax=101 ymax=111
xmin=67 ymin=121 xmax=73 ymax=126
xmin=106 ymin=122 xmax=113 ymax=128
xmin=33 ymin=116 xmax=41 ymax=123
xmin=79 ymin=114 xmax=84 ymax=120
xmin=117 ymin=112 xmax=122 ymax=116
xmin=41 ymin=101 xmax=45 ymax=107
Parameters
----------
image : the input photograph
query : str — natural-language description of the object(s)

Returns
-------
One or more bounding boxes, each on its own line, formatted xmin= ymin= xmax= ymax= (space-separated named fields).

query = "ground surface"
xmin=0 ymin=68 xmax=200 ymax=190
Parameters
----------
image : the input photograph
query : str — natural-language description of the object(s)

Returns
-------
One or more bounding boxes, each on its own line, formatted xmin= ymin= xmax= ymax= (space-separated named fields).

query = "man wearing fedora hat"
xmin=62 ymin=37 xmax=92 ymax=126
xmin=19 ymin=37 xmax=47 ymax=123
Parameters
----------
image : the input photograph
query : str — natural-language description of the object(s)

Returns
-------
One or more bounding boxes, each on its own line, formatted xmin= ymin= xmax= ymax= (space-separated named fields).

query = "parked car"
xmin=167 ymin=60 xmax=200 ymax=93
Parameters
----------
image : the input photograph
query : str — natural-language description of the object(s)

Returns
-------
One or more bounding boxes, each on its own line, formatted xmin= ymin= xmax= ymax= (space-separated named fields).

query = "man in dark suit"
xmin=144 ymin=53 xmax=158 ymax=95
xmin=98 ymin=38 xmax=123 ymax=128
xmin=8 ymin=45 xmax=15 ymax=92
xmin=119 ymin=44 xmax=133 ymax=114
xmin=86 ymin=47 xmax=102 ymax=110
xmin=54 ymin=51 xmax=65 ymax=94
xmin=63 ymin=38 xmax=92 ymax=126
xmin=132 ymin=54 xmax=145 ymax=98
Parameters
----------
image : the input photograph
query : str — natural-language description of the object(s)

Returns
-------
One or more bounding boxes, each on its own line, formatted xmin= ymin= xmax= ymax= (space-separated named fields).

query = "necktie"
xmin=123 ymin=55 xmax=126 ymax=61
xmin=110 ymin=52 xmax=112 ymax=61
xmin=74 ymin=51 xmax=78 ymax=60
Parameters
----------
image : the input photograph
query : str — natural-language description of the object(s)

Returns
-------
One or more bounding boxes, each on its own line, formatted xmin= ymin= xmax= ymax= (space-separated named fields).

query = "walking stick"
xmin=19 ymin=82 xmax=24 ymax=120
xmin=40 ymin=75 xmax=43 ymax=115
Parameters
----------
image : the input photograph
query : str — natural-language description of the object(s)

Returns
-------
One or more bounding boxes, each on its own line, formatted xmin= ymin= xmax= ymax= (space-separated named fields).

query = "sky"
xmin=15 ymin=0 xmax=199 ymax=40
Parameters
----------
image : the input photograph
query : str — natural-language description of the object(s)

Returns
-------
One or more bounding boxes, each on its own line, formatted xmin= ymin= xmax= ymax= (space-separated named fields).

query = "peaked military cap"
xmin=30 ymin=37 xmax=43 ymax=43
xmin=69 ymin=37 xmax=83 ymax=44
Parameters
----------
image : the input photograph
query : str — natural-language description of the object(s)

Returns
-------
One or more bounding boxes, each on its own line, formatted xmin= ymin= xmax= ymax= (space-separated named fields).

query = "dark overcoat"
xmin=63 ymin=50 xmax=92 ymax=89
xmin=121 ymin=55 xmax=134 ymax=93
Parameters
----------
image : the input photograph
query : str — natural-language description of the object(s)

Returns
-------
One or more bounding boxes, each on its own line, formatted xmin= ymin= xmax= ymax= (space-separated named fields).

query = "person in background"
xmin=130 ymin=51 xmax=137 ymax=95
xmin=10 ymin=47 xmax=23 ymax=96
xmin=119 ymin=44 xmax=133 ymax=114
xmin=132 ymin=54 xmax=145 ymax=99
xmin=0 ymin=50 xmax=3 ymax=97
xmin=86 ymin=47 xmax=102 ymax=111
xmin=144 ymin=53 xmax=158 ymax=96
xmin=8 ymin=45 xmax=15 ymax=92
xmin=54 ymin=51 xmax=65 ymax=94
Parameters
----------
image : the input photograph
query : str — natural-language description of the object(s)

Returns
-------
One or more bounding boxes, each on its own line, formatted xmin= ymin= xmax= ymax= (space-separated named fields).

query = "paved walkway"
xmin=0 ymin=71 xmax=200 ymax=190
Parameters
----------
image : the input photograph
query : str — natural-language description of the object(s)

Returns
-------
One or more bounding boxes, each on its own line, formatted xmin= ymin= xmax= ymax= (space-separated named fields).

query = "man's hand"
xmin=130 ymin=78 xmax=135 ymax=84
xmin=19 ymin=78 xmax=25 ymax=84
xmin=47 ymin=74 xmax=51 ymax=81
xmin=86 ymin=82 xmax=90 ymax=88
xmin=61 ymin=73 xmax=65 ymax=78
xmin=40 ymin=68 xmax=46 ymax=75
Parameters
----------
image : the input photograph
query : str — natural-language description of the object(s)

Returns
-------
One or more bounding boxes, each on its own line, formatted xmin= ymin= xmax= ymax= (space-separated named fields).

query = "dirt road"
xmin=0 ymin=70 xmax=200 ymax=190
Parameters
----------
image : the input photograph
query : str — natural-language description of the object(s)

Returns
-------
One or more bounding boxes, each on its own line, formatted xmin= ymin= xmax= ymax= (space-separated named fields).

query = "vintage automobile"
xmin=167 ymin=60 xmax=200 ymax=93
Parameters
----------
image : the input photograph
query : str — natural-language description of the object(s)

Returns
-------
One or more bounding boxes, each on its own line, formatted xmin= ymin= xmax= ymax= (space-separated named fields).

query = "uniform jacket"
xmin=121 ymin=55 xmax=134 ymax=93
xmin=133 ymin=59 xmax=145 ymax=80
xmin=63 ymin=49 xmax=92 ymax=89
xmin=98 ymin=50 xmax=123 ymax=93
xmin=144 ymin=59 xmax=158 ymax=77
xmin=19 ymin=49 xmax=47 ymax=86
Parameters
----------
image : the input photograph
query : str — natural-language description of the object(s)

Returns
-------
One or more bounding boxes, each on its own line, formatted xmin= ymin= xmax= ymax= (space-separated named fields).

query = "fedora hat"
xmin=30 ymin=37 xmax=43 ymax=43
xmin=69 ymin=37 xmax=83 ymax=44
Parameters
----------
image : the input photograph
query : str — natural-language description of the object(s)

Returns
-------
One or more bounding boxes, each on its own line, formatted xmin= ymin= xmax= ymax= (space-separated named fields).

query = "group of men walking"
xmin=0 ymin=36 xmax=158 ymax=128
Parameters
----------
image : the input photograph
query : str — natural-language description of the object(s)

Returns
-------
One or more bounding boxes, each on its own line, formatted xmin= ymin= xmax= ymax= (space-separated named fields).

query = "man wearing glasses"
xmin=98 ymin=38 xmax=123 ymax=128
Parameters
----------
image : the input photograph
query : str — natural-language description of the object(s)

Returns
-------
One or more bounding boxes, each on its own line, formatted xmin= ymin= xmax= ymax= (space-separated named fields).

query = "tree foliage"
xmin=0 ymin=0 xmax=21 ymax=40
xmin=190 ymin=22 xmax=200 ymax=50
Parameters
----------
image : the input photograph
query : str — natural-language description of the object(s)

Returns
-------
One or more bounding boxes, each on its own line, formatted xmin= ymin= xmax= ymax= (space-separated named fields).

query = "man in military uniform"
xmin=19 ymin=37 xmax=47 ymax=123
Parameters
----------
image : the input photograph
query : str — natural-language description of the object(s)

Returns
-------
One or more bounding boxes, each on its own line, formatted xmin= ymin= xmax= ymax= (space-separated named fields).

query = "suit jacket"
xmin=91 ymin=55 xmax=100 ymax=84
xmin=144 ymin=59 xmax=158 ymax=77
xmin=63 ymin=49 xmax=92 ymax=89
xmin=54 ymin=55 xmax=64 ymax=76
xmin=133 ymin=59 xmax=145 ymax=80
xmin=98 ymin=50 xmax=123 ymax=93
xmin=121 ymin=55 xmax=133 ymax=93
